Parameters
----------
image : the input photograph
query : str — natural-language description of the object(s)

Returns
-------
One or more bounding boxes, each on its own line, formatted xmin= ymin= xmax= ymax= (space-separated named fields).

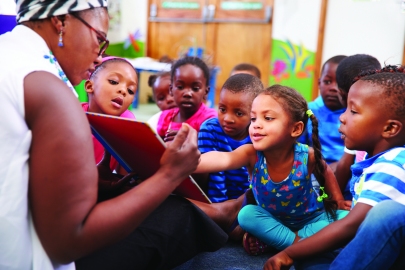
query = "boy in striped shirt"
xmin=197 ymin=73 xmax=263 ymax=202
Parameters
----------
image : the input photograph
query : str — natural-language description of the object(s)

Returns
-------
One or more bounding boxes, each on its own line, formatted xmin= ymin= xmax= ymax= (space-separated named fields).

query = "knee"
xmin=361 ymin=201 xmax=405 ymax=232
xmin=367 ymin=201 xmax=405 ymax=224
xmin=238 ymin=205 xmax=259 ymax=230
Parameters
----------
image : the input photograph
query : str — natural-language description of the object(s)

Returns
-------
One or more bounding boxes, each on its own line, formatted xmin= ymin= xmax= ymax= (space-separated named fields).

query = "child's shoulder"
xmin=376 ymin=147 xmax=405 ymax=166
xmin=201 ymin=117 xmax=219 ymax=127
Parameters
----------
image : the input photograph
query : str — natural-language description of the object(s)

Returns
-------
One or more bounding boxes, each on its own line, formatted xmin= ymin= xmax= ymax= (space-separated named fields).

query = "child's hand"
xmin=337 ymin=199 xmax=352 ymax=210
xmin=263 ymin=251 xmax=294 ymax=270
xmin=164 ymin=129 xmax=178 ymax=142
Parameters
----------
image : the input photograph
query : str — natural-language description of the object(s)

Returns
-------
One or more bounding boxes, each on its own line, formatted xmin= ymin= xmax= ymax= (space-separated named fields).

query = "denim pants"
xmin=296 ymin=200 xmax=405 ymax=270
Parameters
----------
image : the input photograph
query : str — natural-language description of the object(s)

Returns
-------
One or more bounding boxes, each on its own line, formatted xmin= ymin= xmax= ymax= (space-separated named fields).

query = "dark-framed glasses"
xmin=71 ymin=13 xmax=109 ymax=56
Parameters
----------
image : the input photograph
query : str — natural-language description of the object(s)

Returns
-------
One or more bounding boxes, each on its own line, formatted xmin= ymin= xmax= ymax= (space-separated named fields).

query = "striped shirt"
xmin=351 ymin=147 xmax=405 ymax=208
xmin=198 ymin=118 xmax=251 ymax=202
xmin=298 ymin=96 xmax=345 ymax=164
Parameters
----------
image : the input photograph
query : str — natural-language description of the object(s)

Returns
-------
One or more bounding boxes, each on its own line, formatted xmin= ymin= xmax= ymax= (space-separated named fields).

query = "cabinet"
xmin=147 ymin=0 xmax=274 ymax=104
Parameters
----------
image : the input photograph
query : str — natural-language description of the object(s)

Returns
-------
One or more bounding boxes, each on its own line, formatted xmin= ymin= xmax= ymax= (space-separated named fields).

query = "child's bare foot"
xmin=190 ymin=189 xmax=256 ymax=241
xmin=243 ymin=232 xmax=274 ymax=255
xmin=228 ymin=224 xmax=244 ymax=241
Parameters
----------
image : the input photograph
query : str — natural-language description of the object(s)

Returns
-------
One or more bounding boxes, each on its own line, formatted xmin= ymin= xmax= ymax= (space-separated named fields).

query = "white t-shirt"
xmin=147 ymin=111 xmax=162 ymax=132
xmin=0 ymin=25 xmax=75 ymax=270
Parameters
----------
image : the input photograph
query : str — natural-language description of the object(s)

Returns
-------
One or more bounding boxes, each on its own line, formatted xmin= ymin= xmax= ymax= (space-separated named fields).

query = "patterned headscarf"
xmin=15 ymin=0 xmax=108 ymax=23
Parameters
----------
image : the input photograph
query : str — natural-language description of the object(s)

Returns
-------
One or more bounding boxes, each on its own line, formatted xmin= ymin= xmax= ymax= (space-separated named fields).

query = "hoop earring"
xmin=58 ymin=30 xmax=63 ymax=47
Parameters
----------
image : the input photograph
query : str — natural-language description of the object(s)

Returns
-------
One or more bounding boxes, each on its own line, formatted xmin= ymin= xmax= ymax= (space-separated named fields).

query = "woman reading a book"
xmin=0 ymin=1 xmax=247 ymax=269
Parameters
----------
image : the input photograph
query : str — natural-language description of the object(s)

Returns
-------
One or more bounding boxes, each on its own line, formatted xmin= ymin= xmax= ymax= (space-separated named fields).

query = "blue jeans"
xmin=238 ymin=205 xmax=348 ymax=250
xmin=296 ymin=200 xmax=405 ymax=270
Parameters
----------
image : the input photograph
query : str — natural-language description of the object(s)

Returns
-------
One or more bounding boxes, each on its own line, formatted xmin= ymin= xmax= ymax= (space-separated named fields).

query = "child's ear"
xmin=85 ymin=80 xmax=94 ymax=94
xmin=318 ymin=78 xmax=321 ymax=88
xmin=291 ymin=121 xmax=304 ymax=138
xmin=205 ymin=86 xmax=210 ymax=99
xmin=169 ymin=84 xmax=173 ymax=96
xmin=382 ymin=119 xmax=403 ymax=139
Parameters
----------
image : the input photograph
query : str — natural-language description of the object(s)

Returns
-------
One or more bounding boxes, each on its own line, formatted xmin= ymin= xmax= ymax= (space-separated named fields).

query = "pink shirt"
xmin=82 ymin=103 xmax=136 ymax=170
xmin=157 ymin=103 xmax=217 ymax=138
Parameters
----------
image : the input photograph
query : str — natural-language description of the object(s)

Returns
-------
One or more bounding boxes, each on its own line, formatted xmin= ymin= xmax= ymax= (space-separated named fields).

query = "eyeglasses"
xmin=71 ymin=13 xmax=109 ymax=56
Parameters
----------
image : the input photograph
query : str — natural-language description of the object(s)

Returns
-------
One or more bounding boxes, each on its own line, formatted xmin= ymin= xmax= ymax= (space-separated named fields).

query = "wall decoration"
xmin=269 ymin=0 xmax=321 ymax=101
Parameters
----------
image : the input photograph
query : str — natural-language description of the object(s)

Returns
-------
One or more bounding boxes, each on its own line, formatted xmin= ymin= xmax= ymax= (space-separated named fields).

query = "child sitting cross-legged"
xmin=298 ymin=55 xmax=347 ymax=170
xmin=155 ymin=56 xmax=217 ymax=142
xmin=198 ymin=73 xmax=263 ymax=202
xmin=194 ymin=85 xmax=349 ymax=256
xmin=83 ymin=56 xmax=138 ymax=198
xmin=146 ymin=71 xmax=177 ymax=131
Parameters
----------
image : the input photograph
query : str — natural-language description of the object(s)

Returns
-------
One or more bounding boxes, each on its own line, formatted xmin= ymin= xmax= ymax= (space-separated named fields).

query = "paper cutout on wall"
xmin=124 ymin=30 xmax=142 ymax=52
xmin=269 ymin=39 xmax=315 ymax=101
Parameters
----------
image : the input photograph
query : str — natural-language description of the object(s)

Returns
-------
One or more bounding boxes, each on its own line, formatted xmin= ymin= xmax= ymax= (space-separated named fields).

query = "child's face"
xmin=319 ymin=62 xmax=343 ymax=111
xmin=86 ymin=62 xmax=137 ymax=116
xmin=249 ymin=94 xmax=297 ymax=152
xmin=339 ymin=80 xmax=387 ymax=156
xmin=218 ymin=89 xmax=252 ymax=140
xmin=153 ymin=75 xmax=176 ymax=111
xmin=170 ymin=64 xmax=208 ymax=116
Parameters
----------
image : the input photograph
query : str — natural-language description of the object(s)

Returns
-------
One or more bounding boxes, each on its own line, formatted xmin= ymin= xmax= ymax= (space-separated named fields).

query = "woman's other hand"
xmin=160 ymin=123 xmax=200 ymax=183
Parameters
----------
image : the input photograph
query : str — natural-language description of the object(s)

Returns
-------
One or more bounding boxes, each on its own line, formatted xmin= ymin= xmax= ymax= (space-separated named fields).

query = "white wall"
xmin=108 ymin=0 xmax=148 ymax=43
xmin=322 ymin=0 xmax=405 ymax=65
xmin=273 ymin=0 xmax=322 ymax=51
xmin=0 ymin=0 xmax=16 ymax=15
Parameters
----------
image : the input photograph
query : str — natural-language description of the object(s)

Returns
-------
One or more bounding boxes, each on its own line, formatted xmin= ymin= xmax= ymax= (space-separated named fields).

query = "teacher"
xmin=0 ymin=1 xmax=227 ymax=269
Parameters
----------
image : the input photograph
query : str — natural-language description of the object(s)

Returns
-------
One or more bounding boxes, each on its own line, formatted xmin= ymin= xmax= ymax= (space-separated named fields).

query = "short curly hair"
xmin=336 ymin=54 xmax=381 ymax=94
xmin=353 ymin=65 xmax=405 ymax=119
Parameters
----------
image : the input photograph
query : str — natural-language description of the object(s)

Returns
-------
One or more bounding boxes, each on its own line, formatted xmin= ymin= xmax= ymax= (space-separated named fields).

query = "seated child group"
xmin=87 ymin=53 xmax=405 ymax=268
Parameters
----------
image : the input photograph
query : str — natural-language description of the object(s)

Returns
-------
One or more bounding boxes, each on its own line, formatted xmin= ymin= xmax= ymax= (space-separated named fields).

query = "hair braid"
xmin=309 ymin=114 xmax=337 ymax=220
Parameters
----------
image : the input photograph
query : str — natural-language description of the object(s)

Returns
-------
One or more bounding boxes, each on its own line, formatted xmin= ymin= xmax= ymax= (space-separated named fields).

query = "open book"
xmin=86 ymin=112 xmax=211 ymax=203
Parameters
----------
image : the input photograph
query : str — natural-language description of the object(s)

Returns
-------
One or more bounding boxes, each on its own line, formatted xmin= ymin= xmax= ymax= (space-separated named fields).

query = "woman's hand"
xmin=97 ymin=150 xmax=137 ymax=195
xmin=263 ymin=251 xmax=294 ymax=270
xmin=160 ymin=123 xmax=200 ymax=183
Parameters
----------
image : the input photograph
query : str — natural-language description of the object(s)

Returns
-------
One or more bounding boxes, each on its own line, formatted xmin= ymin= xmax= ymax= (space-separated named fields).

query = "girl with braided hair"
xmin=195 ymin=84 xmax=348 ymax=255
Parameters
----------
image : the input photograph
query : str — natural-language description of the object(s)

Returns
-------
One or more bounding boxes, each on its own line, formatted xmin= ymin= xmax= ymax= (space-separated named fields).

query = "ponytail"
xmin=308 ymin=112 xmax=337 ymax=220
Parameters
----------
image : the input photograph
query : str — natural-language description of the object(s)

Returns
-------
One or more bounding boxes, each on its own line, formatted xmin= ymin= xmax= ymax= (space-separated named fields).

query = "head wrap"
xmin=15 ymin=0 xmax=108 ymax=23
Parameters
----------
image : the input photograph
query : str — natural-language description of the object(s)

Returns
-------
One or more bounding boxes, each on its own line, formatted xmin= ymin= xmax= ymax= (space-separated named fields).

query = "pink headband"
xmin=90 ymin=56 xmax=135 ymax=78
xmin=98 ymin=56 xmax=133 ymax=66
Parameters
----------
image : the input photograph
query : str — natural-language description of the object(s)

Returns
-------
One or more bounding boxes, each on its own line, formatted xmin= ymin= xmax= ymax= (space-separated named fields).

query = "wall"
xmin=270 ymin=0 xmax=322 ymax=101
xmin=104 ymin=0 xmax=148 ymax=58
xmin=322 ymin=0 xmax=405 ymax=66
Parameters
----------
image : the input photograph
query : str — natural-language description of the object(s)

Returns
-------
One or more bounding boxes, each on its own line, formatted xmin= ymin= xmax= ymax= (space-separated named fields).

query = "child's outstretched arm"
xmin=195 ymin=144 xmax=256 ymax=174
xmin=263 ymin=202 xmax=373 ymax=270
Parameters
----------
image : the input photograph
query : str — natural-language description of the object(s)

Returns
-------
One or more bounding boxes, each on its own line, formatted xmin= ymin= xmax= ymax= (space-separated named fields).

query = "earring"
xmin=58 ymin=30 xmax=63 ymax=47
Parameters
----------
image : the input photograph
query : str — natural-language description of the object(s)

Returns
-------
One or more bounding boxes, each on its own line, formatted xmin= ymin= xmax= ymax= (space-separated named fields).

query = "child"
xmin=334 ymin=54 xmax=381 ymax=200
xmin=83 ymin=56 xmax=137 ymax=171
xmin=147 ymin=71 xmax=176 ymax=131
xmin=230 ymin=62 xmax=261 ymax=79
xmin=198 ymin=73 xmax=264 ymax=202
xmin=148 ymin=71 xmax=176 ymax=111
xmin=195 ymin=85 xmax=349 ymax=255
xmin=156 ymin=56 xmax=217 ymax=142
xmin=264 ymin=66 xmax=405 ymax=270
xmin=298 ymin=55 xmax=347 ymax=168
